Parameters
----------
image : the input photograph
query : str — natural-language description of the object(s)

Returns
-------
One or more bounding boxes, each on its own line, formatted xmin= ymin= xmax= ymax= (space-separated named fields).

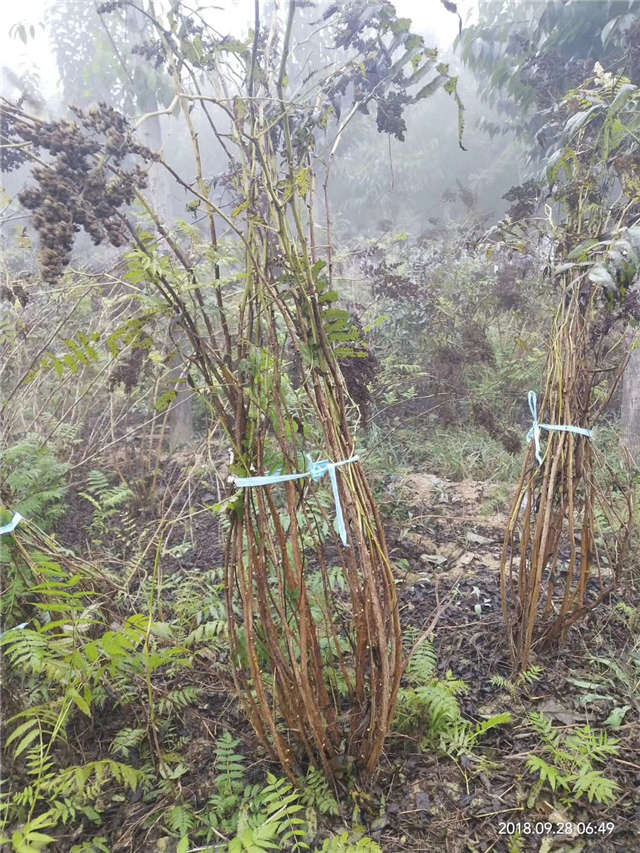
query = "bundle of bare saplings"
xmin=500 ymin=71 xmax=640 ymax=670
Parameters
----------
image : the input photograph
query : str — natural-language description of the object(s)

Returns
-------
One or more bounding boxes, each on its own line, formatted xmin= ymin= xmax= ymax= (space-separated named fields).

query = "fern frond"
xmin=165 ymin=803 xmax=196 ymax=837
xmin=415 ymin=683 xmax=461 ymax=732
xmin=70 ymin=836 xmax=110 ymax=853
xmin=1 ymin=437 xmax=69 ymax=529
xmin=526 ymin=714 xmax=620 ymax=805
xmin=527 ymin=711 xmax=560 ymax=746
xmin=570 ymin=769 xmax=619 ymax=804
xmin=185 ymin=620 xmax=227 ymax=647
xmin=157 ymin=686 xmax=202 ymax=717
xmin=507 ymin=834 xmax=525 ymax=853
xmin=320 ymin=832 xmax=382 ymax=852
xmin=101 ymin=486 xmax=134 ymax=510
xmin=490 ymin=674 xmax=512 ymax=691
xmin=85 ymin=470 xmax=111 ymax=495
xmin=473 ymin=712 xmax=513 ymax=740
xmin=228 ymin=821 xmax=279 ymax=853
xmin=566 ymin=726 xmax=620 ymax=763
xmin=526 ymin=755 xmax=570 ymax=792
xmin=301 ymin=766 xmax=340 ymax=816
xmin=214 ymin=731 xmax=246 ymax=797
xmin=110 ymin=727 xmax=146 ymax=759
xmin=520 ymin=664 xmax=542 ymax=684
xmin=405 ymin=637 xmax=437 ymax=685
xmin=437 ymin=722 xmax=473 ymax=756
xmin=254 ymin=773 xmax=308 ymax=851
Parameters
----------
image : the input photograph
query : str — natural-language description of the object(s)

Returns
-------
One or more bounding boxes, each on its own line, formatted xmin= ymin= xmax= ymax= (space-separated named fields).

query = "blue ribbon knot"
xmin=526 ymin=391 xmax=592 ymax=465
xmin=232 ymin=454 xmax=359 ymax=546
xmin=308 ymin=459 xmax=332 ymax=481
xmin=0 ymin=621 xmax=29 ymax=640
xmin=0 ymin=512 xmax=22 ymax=536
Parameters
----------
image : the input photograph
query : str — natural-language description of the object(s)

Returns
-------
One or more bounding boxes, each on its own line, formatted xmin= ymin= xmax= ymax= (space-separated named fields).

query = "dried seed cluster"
xmin=109 ymin=336 xmax=153 ymax=393
xmin=0 ymin=283 xmax=30 ymax=308
xmin=1 ymin=101 xmax=156 ymax=282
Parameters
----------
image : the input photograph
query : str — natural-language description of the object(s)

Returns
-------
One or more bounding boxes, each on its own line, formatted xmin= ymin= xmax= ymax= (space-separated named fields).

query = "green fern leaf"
xmin=166 ymin=803 xmax=196 ymax=837
xmin=526 ymin=754 xmax=570 ymax=792
xmin=473 ymin=712 xmax=513 ymax=740
xmin=571 ymin=769 xmax=619 ymax=804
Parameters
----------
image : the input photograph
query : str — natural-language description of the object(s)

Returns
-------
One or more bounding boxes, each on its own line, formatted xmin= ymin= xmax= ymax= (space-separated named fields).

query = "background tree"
xmin=47 ymin=0 xmax=194 ymax=446
xmin=458 ymin=0 xmax=640 ymax=463
xmin=458 ymin=0 xmax=640 ymax=152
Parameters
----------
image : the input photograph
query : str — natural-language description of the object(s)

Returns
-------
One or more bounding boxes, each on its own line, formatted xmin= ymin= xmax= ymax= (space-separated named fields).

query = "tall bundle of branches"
xmin=1 ymin=1 xmax=464 ymax=780
xmin=220 ymin=84 xmax=403 ymax=781
xmin=500 ymin=68 xmax=640 ymax=670
xmin=500 ymin=274 xmax=634 ymax=668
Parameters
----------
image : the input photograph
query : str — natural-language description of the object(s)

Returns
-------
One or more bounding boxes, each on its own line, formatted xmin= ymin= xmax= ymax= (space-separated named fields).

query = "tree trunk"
xmin=167 ymin=371 xmax=193 ymax=452
xmin=621 ymin=334 xmax=640 ymax=466
xmin=127 ymin=4 xmax=193 ymax=449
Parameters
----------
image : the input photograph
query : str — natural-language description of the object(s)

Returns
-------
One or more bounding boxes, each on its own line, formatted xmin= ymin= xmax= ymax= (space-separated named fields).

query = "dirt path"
xmin=374 ymin=474 xmax=640 ymax=852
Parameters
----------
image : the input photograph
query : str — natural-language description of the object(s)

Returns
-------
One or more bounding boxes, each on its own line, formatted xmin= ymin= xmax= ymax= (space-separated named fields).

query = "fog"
xmin=1 ymin=0 xmax=514 ymax=274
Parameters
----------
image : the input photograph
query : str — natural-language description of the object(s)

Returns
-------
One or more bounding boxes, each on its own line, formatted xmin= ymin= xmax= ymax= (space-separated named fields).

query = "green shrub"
xmin=1 ymin=437 xmax=69 ymax=529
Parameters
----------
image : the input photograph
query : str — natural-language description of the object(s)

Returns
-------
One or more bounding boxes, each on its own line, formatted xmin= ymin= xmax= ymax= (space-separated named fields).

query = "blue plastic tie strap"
xmin=0 ymin=514 xmax=26 ymax=638
xmin=526 ymin=391 xmax=592 ymax=465
xmin=0 ymin=622 xmax=29 ymax=640
xmin=232 ymin=455 xmax=359 ymax=546
xmin=0 ymin=512 xmax=23 ymax=536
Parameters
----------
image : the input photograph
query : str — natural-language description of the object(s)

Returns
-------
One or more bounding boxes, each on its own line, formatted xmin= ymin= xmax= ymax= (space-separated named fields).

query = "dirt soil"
xmin=370 ymin=474 xmax=640 ymax=853
xmin=58 ymin=469 xmax=640 ymax=853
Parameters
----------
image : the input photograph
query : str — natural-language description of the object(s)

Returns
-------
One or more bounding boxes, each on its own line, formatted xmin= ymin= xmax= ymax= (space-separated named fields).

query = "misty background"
xmin=1 ymin=0 xmax=523 ymax=264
